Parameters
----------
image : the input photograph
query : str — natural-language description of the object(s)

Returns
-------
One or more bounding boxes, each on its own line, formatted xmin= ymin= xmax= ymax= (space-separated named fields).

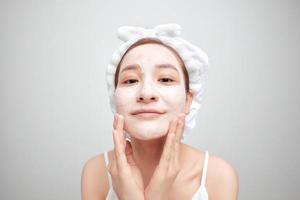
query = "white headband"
xmin=106 ymin=23 xmax=209 ymax=140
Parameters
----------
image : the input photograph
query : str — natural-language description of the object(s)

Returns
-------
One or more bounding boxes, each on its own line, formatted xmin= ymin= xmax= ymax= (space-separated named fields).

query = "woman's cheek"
xmin=114 ymin=87 xmax=136 ymax=115
xmin=160 ymin=86 xmax=187 ymax=113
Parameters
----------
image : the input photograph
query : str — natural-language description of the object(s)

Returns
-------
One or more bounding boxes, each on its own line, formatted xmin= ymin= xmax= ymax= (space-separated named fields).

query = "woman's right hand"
xmin=107 ymin=113 xmax=145 ymax=200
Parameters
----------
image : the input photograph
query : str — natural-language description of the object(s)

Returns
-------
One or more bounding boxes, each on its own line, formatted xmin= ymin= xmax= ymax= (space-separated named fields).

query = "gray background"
xmin=1 ymin=0 xmax=299 ymax=199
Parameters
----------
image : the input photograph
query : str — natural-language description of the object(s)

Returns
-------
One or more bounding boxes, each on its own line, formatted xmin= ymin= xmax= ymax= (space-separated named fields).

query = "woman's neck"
xmin=130 ymin=134 xmax=167 ymax=186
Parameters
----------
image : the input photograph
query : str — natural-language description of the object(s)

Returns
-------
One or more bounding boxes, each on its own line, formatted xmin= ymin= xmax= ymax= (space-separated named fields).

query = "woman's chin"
xmin=125 ymin=127 xmax=168 ymax=141
xmin=135 ymin=132 xmax=167 ymax=140
xmin=123 ymin=118 xmax=170 ymax=140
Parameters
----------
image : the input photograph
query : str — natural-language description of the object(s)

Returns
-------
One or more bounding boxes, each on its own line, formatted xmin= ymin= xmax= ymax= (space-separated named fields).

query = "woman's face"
xmin=114 ymin=43 xmax=192 ymax=140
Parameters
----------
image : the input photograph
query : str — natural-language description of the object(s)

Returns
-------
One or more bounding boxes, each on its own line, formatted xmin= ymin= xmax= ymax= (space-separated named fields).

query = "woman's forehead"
xmin=119 ymin=43 xmax=183 ymax=72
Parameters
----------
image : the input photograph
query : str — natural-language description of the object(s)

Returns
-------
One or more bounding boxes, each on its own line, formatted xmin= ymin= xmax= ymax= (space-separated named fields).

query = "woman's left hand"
xmin=144 ymin=113 xmax=186 ymax=200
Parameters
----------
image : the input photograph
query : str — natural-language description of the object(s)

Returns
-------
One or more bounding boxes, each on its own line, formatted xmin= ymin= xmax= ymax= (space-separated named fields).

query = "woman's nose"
xmin=137 ymin=95 xmax=159 ymax=103
xmin=136 ymin=84 xmax=159 ymax=103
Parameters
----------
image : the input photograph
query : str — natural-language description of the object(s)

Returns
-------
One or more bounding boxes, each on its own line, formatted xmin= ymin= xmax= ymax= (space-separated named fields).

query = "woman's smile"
xmin=131 ymin=108 xmax=166 ymax=119
xmin=132 ymin=112 xmax=164 ymax=120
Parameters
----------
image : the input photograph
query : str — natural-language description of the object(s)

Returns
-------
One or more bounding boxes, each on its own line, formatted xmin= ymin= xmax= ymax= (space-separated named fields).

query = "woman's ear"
xmin=184 ymin=91 xmax=194 ymax=114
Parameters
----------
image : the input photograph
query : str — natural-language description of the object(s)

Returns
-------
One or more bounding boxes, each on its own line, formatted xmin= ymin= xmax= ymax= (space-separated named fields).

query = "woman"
xmin=81 ymin=24 xmax=239 ymax=200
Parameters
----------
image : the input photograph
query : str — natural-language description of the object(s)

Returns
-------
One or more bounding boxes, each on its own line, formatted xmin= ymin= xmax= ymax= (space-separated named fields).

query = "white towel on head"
xmin=106 ymin=23 xmax=209 ymax=140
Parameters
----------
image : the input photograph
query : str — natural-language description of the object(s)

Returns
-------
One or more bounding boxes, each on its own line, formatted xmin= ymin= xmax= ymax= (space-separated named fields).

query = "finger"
xmin=116 ymin=114 xmax=126 ymax=148
xmin=114 ymin=114 xmax=128 ymax=169
xmin=112 ymin=129 xmax=120 ymax=157
xmin=106 ymin=153 xmax=116 ymax=176
xmin=112 ymin=115 xmax=121 ymax=168
xmin=125 ymin=140 xmax=136 ymax=165
xmin=176 ymin=113 xmax=186 ymax=140
xmin=168 ymin=117 xmax=177 ymax=136
xmin=174 ymin=113 xmax=185 ymax=148
xmin=161 ymin=132 xmax=175 ymax=170
xmin=173 ymin=113 xmax=185 ymax=164
xmin=170 ymin=115 xmax=182 ymax=164
xmin=113 ymin=113 xmax=117 ymax=129
xmin=125 ymin=139 xmax=133 ymax=156
xmin=112 ymin=129 xmax=121 ymax=169
xmin=167 ymin=117 xmax=178 ymax=155
xmin=113 ymin=129 xmax=128 ymax=169
xmin=112 ymin=114 xmax=120 ymax=155
xmin=160 ymin=118 xmax=177 ymax=169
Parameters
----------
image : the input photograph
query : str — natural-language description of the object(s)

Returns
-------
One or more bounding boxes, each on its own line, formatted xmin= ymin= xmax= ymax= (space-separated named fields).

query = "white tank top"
xmin=103 ymin=150 xmax=209 ymax=200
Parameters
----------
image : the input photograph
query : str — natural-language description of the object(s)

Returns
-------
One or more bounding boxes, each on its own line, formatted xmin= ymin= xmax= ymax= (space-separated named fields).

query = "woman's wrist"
xmin=120 ymin=193 xmax=145 ymax=200
xmin=144 ymin=188 xmax=167 ymax=200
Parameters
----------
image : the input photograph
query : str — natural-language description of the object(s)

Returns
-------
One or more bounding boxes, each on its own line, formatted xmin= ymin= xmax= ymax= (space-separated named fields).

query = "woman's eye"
xmin=123 ymin=79 xmax=138 ymax=84
xmin=159 ymin=78 xmax=174 ymax=83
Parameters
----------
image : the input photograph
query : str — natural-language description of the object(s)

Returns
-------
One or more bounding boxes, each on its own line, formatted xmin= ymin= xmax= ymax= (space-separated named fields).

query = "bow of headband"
xmin=117 ymin=23 xmax=182 ymax=42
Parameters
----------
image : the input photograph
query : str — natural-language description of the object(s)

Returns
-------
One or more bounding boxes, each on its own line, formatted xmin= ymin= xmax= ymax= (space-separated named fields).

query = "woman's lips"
xmin=131 ymin=108 xmax=166 ymax=119
xmin=132 ymin=112 xmax=163 ymax=119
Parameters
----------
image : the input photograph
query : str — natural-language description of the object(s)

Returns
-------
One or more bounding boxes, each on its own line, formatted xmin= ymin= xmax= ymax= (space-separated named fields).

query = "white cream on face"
xmin=114 ymin=43 xmax=188 ymax=140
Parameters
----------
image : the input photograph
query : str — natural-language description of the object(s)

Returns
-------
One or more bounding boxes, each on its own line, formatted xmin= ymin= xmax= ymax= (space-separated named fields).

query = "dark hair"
xmin=114 ymin=38 xmax=190 ymax=92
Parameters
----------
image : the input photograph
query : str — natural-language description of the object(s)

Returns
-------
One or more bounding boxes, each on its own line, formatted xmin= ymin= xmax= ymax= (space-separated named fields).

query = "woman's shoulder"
xmin=207 ymin=153 xmax=239 ymax=199
xmin=81 ymin=152 xmax=107 ymax=177
xmin=183 ymin=144 xmax=239 ymax=199
xmin=81 ymin=153 xmax=110 ymax=200
xmin=182 ymin=143 xmax=238 ymax=175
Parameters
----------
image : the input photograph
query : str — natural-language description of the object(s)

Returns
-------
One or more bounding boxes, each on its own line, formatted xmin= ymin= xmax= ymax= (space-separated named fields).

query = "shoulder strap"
xmin=103 ymin=151 xmax=112 ymax=188
xmin=200 ymin=151 xmax=209 ymax=186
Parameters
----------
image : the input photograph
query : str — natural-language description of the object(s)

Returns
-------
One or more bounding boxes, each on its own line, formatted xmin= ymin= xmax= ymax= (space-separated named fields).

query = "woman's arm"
xmin=81 ymin=155 xmax=108 ymax=200
xmin=208 ymin=156 xmax=239 ymax=200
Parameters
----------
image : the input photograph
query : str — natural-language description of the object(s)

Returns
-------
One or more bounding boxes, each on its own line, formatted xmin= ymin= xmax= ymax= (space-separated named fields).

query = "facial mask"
xmin=114 ymin=44 xmax=187 ymax=140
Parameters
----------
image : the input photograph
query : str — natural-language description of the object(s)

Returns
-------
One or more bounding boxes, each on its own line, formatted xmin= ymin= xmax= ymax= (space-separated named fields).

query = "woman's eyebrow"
xmin=120 ymin=64 xmax=141 ymax=73
xmin=155 ymin=63 xmax=179 ymax=72
xmin=120 ymin=63 xmax=179 ymax=73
